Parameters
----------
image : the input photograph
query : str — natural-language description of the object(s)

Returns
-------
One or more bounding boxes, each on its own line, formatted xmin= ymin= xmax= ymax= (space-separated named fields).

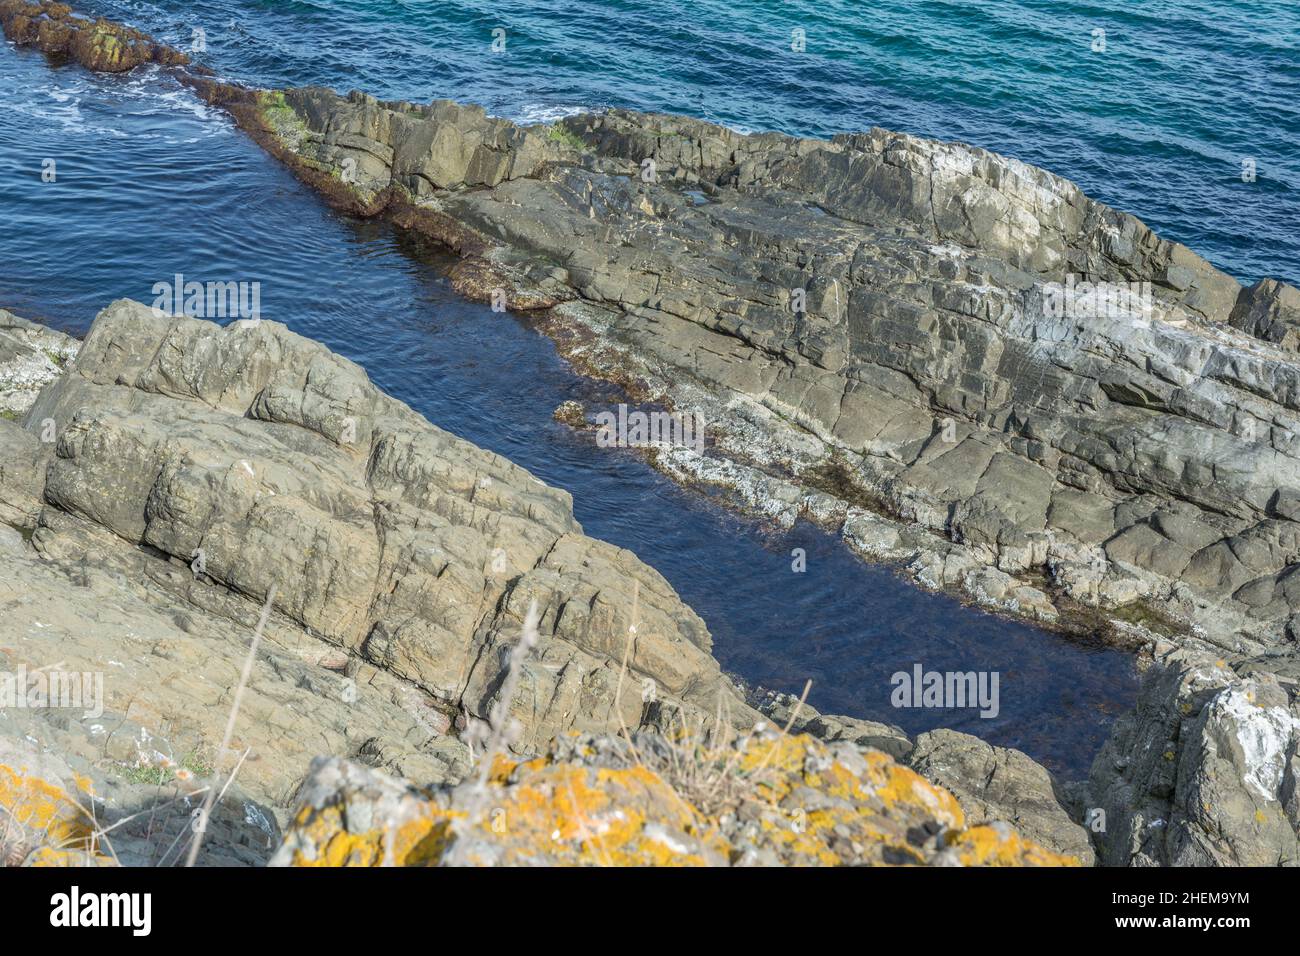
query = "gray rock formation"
xmin=0 ymin=510 xmax=469 ymax=812
xmin=907 ymin=728 xmax=1095 ymax=864
xmin=1230 ymin=279 xmax=1300 ymax=352
xmin=6 ymin=4 xmax=1300 ymax=862
xmin=253 ymin=86 xmax=1300 ymax=655
xmin=15 ymin=299 xmax=753 ymax=767
xmin=1088 ymin=640 xmax=1300 ymax=866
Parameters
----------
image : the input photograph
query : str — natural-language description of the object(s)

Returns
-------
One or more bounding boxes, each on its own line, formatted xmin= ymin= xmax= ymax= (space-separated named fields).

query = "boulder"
xmin=907 ymin=728 xmax=1095 ymax=864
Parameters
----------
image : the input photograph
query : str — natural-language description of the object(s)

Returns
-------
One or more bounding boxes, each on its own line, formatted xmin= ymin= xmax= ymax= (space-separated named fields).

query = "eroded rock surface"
xmin=10 ymin=300 xmax=752 ymax=780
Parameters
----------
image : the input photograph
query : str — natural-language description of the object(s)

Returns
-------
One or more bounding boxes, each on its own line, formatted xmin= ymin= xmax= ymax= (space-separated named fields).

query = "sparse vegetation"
xmin=115 ymin=749 xmax=214 ymax=787
xmin=1108 ymin=598 xmax=1182 ymax=638
xmin=257 ymin=90 xmax=308 ymax=140
xmin=546 ymin=123 xmax=588 ymax=152
xmin=802 ymin=453 xmax=894 ymax=516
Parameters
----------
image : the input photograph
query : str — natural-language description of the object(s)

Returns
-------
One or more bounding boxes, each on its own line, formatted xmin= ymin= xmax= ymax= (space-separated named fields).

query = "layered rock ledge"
xmin=239 ymin=86 xmax=1300 ymax=656
xmin=12 ymin=301 xmax=748 ymax=758
xmin=4 ymin=1 xmax=1299 ymax=866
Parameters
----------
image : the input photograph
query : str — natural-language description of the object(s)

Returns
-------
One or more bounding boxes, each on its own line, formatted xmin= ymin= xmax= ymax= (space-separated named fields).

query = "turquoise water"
xmin=72 ymin=0 xmax=1300 ymax=286
xmin=9 ymin=0 xmax=1295 ymax=777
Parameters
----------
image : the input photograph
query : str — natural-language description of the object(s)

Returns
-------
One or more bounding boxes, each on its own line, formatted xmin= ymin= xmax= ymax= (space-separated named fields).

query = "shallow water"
xmin=38 ymin=8 xmax=1299 ymax=774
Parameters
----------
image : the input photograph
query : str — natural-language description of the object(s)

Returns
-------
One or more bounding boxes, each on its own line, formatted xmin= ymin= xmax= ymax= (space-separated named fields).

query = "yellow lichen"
xmin=277 ymin=734 xmax=1079 ymax=867
xmin=948 ymin=824 xmax=1080 ymax=867
xmin=23 ymin=846 xmax=115 ymax=867
xmin=0 ymin=762 xmax=97 ymax=856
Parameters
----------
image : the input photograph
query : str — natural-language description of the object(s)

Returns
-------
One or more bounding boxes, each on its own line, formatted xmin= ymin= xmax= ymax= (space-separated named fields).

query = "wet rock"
xmin=552 ymin=399 xmax=587 ymax=428
xmin=0 ymin=0 xmax=189 ymax=73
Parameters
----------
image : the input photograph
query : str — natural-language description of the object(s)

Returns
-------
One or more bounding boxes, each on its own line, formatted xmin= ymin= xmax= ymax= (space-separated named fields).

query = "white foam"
xmin=514 ymin=103 xmax=588 ymax=124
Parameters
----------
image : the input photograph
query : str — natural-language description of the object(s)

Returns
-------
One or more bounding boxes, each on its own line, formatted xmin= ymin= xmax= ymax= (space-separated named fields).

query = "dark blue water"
xmin=13 ymin=2 xmax=1265 ymax=776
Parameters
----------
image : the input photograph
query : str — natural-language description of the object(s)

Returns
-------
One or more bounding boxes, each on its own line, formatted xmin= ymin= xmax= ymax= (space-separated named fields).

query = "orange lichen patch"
xmin=0 ymin=762 xmax=96 ymax=858
xmin=738 ymin=738 xmax=961 ymax=827
xmin=449 ymin=761 xmax=728 ymax=866
xmin=723 ymin=734 xmax=970 ymax=865
xmin=948 ymin=824 xmax=1081 ymax=867
xmin=861 ymin=750 xmax=965 ymax=830
xmin=23 ymin=846 xmax=116 ymax=867
xmin=275 ymin=734 xmax=1078 ymax=867
xmin=279 ymin=800 xmax=451 ymax=867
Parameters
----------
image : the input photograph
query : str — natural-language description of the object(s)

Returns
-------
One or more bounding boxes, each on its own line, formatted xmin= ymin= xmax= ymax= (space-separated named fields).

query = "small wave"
xmin=716 ymin=120 xmax=756 ymax=136
xmin=512 ymin=103 xmax=589 ymax=125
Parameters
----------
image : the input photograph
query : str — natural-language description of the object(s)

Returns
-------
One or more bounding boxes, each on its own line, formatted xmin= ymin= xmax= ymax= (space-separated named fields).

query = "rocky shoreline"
xmin=244 ymin=87 xmax=1300 ymax=656
xmin=14 ymin=0 xmax=1300 ymax=650
xmin=2 ymin=0 xmax=1299 ymax=866
xmin=0 ymin=301 xmax=1081 ymax=866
